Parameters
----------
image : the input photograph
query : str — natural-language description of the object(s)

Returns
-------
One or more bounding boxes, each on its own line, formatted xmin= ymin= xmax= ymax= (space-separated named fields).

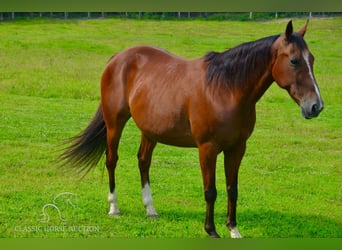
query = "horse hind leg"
xmin=106 ymin=116 xmax=129 ymax=216
xmin=137 ymin=134 xmax=158 ymax=217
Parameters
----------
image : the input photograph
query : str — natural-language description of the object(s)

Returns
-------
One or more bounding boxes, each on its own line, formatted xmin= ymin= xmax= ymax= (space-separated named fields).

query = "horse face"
xmin=272 ymin=21 xmax=324 ymax=119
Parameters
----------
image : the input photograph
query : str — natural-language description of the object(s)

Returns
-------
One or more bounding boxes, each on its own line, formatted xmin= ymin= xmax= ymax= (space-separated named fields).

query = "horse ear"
xmin=297 ymin=19 xmax=309 ymax=37
xmin=285 ymin=20 xmax=293 ymax=41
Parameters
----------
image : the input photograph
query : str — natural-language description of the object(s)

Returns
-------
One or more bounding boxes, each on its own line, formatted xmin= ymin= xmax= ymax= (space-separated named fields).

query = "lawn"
xmin=0 ymin=18 xmax=341 ymax=238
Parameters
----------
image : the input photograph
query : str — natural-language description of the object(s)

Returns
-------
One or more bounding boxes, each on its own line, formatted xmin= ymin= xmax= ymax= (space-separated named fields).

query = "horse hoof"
xmin=108 ymin=210 xmax=121 ymax=216
xmin=146 ymin=206 xmax=158 ymax=218
xmin=108 ymin=213 xmax=120 ymax=217
xmin=209 ymin=232 xmax=220 ymax=238
xmin=206 ymin=228 xmax=220 ymax=238
xmin=146 ymin=213 xmax=159 ymax=219
xmin=229 ymin=227 xmax=242 ymax=238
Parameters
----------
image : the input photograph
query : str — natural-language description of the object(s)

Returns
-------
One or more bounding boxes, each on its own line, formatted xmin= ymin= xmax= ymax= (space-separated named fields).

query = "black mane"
xmin=204 ymin=35 xmax=280 ymax=88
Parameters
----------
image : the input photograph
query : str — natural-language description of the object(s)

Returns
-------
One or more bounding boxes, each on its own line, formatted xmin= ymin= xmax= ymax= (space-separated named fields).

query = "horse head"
xmin=272 ymin=20 xmax=324 ymax=119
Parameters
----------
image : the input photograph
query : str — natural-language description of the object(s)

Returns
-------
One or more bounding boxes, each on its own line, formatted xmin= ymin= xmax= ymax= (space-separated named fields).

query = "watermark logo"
xmin=14 ymin=192 xmax=100 ymax=234
xmin=39 ymin=192 xmax=78 ymax=223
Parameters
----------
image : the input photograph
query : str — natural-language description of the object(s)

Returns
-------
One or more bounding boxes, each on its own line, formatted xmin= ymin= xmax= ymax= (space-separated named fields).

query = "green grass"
xmin=0 ymin=18 xmax=341 ymax=238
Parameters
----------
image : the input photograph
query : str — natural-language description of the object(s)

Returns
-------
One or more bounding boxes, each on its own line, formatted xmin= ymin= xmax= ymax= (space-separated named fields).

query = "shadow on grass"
xmin=238 ymin=209 xmax=342 ymax=238
xmin=158 ymin=208 xmax=341 ymax=238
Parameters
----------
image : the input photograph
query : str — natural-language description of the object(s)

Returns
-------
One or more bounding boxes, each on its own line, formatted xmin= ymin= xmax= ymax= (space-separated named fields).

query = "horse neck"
xmin=236 ymin=41 xmax=277 ymax=106
xmin=205 ymin=35 xmax=279 ymax=107
xmin=245 ymin=62 xmax=274 ymax=105
xmin=231 ymin=36 xmax=278 ymax=106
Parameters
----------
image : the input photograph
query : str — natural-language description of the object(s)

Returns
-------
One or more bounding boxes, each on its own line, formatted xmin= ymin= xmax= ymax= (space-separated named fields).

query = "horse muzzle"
xmin=301 ymin=100 xmax=324 ymax=119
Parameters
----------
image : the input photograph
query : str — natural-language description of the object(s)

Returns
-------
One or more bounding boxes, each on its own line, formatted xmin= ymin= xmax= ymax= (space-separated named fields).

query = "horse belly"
xmin=152 ymin=129 xmax=196 ymax=147
xmin=129 ymin=93 xmax=196 ymax=147
xmin=133 ymin=111 xmax=197 ymax=147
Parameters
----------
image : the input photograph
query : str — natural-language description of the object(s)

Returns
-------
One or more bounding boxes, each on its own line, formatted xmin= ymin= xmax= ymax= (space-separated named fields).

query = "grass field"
xmin=0 ymin=18 xmax=341 ymax=238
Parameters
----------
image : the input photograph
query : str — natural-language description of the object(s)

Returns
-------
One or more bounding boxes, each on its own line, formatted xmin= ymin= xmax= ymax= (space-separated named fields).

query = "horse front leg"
xmin=198 ymin=142 xmax=220 ymax=238
xmin=224 ymin=141 xmax=246 ymax=238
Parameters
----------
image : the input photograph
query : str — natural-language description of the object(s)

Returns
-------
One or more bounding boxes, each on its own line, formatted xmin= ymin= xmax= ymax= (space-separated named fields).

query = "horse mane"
xmin=204 ymin=35 xmax=280 ymax=88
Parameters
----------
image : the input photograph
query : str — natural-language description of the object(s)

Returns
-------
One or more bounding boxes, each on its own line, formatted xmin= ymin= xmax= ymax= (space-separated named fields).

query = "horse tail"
xmin=57 ymin=105 xmax=107 ymax=175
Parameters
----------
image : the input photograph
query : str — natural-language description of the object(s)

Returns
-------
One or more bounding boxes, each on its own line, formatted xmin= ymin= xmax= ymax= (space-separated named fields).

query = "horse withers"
xmin=59 ymin=20 xmax=323 ymax=238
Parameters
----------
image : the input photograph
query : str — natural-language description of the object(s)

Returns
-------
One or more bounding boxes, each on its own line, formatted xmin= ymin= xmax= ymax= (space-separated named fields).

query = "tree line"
xmin=1 ymin=12 xmax=341 ymax=22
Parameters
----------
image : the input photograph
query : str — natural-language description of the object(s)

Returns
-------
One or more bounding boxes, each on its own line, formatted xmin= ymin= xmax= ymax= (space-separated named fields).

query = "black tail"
xmin=57 ymin=105 xmax=107 ymax=175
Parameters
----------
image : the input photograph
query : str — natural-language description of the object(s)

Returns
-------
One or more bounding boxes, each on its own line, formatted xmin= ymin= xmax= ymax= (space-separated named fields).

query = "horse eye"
xmin=290 ymin=58 xmax=300 ymax=66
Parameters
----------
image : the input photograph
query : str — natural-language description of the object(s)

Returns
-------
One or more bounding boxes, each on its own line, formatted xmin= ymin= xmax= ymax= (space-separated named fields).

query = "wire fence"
xmin=1 ymin=12 xmax=341 ymax=22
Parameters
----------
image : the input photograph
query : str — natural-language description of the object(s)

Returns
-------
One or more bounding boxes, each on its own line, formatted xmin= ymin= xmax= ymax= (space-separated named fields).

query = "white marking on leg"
xmin=230 ymin=227 xmax=242 ymax=238
xmin=142 ymin=183 xmax=158 ymax=217
xmin=302 ymin=50 xmax=323 ymax=106
xmin=108 ymin=191 xmax=120 ymax=216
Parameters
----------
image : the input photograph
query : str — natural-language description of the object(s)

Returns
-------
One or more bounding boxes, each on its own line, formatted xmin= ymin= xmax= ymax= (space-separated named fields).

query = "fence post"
xmin=0 ymin=13 xmax=3 ymax=21
xmin=249 ymin=12 xmax=253 ymax=19
xmin=12 ymin=12 xmax=15 ymax=20
xmin=64 ymin=12 xmax=68 ymax=19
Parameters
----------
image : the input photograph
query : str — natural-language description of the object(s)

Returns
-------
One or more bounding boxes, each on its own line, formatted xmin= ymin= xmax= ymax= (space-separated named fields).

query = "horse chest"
xmin=199 ymin=106 xmax=256 ymax=148
xmin=222 ymin=115 xmax=255 ymax=146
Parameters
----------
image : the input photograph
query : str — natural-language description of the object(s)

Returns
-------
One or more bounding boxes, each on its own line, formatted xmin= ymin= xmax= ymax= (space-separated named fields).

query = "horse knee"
xmin=227 ymin=185 xmax=238 ymax=202
xmin=205 ymin=187 xmax=217 ymax=203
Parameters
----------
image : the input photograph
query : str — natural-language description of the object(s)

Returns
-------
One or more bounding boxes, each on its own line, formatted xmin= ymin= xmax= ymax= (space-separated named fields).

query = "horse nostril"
xmin=311 ymin=103 xmax=319 ymax=115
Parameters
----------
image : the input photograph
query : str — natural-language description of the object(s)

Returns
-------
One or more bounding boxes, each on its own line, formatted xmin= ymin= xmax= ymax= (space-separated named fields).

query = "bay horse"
xmin=59 ymin=20 xmax=324 ymax=238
